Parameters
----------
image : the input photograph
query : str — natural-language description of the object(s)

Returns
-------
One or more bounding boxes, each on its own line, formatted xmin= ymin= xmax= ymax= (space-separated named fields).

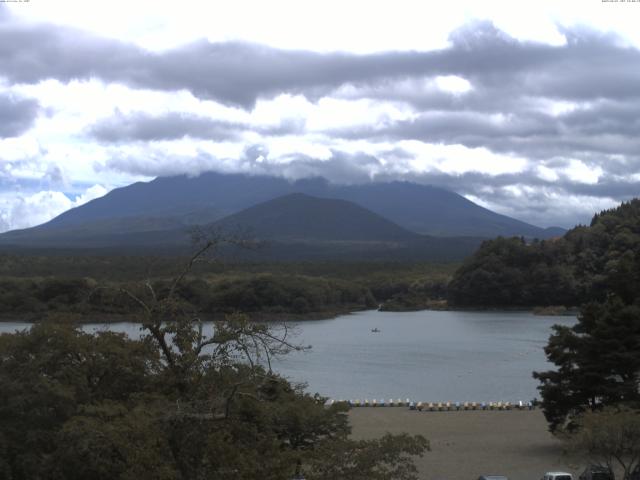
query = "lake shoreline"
xmin=0 ymin=305 xmax=577 ymax=324
xmin=0 ymin=307 xmax=361 ymax=324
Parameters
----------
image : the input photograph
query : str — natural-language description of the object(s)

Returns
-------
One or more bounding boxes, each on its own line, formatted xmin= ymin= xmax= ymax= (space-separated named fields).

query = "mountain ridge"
xmin=7 ymin=171 xmax=564 ymax=241
xmin=0 ymin=192 xmax=485 ymax=261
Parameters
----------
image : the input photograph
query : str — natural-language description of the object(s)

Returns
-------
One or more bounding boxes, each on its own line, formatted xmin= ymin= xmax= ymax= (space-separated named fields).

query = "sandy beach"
xmin=349 ymin=408 xmax=583 ymax=480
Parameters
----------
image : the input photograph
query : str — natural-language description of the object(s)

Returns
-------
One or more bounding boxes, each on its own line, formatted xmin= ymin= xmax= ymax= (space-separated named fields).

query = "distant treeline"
xmin=0 ymin=259 xmax=456 ymax=320
xmin=448 ymin=199 xmax=640 ymax=308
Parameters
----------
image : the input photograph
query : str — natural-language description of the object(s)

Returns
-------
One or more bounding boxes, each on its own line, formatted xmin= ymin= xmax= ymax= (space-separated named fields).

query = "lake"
xmin=0 ymin=309 xmax=574 ymax=403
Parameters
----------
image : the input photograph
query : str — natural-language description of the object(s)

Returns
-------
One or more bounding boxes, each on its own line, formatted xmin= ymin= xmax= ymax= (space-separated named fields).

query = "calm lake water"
xmin=0 ymin=309 xmax=574 ymax=403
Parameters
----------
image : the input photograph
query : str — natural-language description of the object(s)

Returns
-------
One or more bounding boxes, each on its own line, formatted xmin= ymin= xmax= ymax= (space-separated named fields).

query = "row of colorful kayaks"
xmin=324 ymin=399 xmax=536 ymax=410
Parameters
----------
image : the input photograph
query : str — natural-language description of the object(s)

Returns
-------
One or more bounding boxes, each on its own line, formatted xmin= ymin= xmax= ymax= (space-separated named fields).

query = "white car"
xmin=542 ymin=472 xmax=573 ymax=480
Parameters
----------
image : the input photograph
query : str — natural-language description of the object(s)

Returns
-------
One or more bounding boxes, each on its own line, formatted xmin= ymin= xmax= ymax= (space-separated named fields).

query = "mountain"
xmin=207 ymin=193 xmax=482 ymax=261
xmin=4 ymin=172 xmax=564 ymax=241
xmin=542 ymin=226 xmax=568 ymax=238
xmin=213 ymin=193 xmax=420 ymax=242
xmin=0 ymin=192 xmax=484 ymax=261
xmin=39 ymin=173 xmax=292 ymax=229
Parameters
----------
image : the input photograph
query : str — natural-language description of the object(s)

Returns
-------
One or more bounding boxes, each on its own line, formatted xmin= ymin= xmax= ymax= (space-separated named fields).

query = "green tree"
xmin=0 ymin=323 xmax=159 ymax=479
xmin=449 ymin=199 xmax=640 ymax=308
xmin=533 ymin=298 xmax=640 ymax=432
xmin=306 ymin=433 xmax=430 ymax=480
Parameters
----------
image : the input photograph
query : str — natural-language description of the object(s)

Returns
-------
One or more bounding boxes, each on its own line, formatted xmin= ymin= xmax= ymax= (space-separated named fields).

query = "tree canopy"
xmin=0 ymin=240 xmax=428 ymax=480
xmin=448 ymin=199 xmax=640 ymax=308
xmin=533 ymin=298 xmax=640 ymax=432
xmin=510 ymin=200 xmax=640 ymax=434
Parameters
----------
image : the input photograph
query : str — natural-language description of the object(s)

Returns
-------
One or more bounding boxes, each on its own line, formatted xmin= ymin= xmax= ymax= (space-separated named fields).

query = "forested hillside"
xmin=448 ymin=199 xmax=640 ymax=307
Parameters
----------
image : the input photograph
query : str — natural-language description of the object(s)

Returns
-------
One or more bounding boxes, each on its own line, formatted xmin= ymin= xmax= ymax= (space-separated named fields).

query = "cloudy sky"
xmin=1 ymin=0 xmax=639 ymax=232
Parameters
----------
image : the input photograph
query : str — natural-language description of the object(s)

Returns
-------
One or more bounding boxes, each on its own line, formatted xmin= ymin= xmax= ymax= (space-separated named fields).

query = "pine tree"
xmin=533 ymin=298 xmax=640 ymax=432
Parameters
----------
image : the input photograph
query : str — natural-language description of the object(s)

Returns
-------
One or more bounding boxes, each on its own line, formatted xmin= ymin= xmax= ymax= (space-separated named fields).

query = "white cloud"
xmin=0 ymin=136 xmax=42 ymax=163
xmin=260 ymin=136 xmax=333 ymax=162
xmin=434 ymin=75 xmax=473 ymax=94
xmin=537 ymin=165 xmax=560 ymax=182
xmin=562 ymin=159 xmax=603 ymax=184
xmin=305 ymin=97 xmax=412 ymax=131
xmin=0 ymin=184 xmax=109 ymax=233
xmin=399 ymin=141 xmax=529 ymax=176
xmin=9 ymin=0 xmax=640 ymax=53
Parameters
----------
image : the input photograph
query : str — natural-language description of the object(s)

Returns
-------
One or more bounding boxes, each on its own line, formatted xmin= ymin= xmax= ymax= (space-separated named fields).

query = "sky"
xmin=1 ymin=0 xmax=640 ymax=232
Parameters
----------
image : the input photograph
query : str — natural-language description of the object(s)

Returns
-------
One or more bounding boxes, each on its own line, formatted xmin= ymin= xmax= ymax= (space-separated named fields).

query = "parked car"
xmin=478 ymin=476 xmax=508 ymax=480
xmin=542 ymin=472 xmax=573 ymax=480
xmin=579 ymin=465 xmax=614 ymax=480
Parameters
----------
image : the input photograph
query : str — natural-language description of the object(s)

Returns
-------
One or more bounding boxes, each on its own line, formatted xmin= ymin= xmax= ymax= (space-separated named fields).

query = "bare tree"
xmin=565 ymin=407 xmax=640 ymax=480
xmin=117 ymin=229 xmax=307 ymax=412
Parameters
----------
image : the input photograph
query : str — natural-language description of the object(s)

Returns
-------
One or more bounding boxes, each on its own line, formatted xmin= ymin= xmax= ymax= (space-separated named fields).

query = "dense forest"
xmin=527 ymin=200 xmax=640 ymax=438
xmin=0 ymin=257 xmax=455 ymax=321
xmin=448 ymin=199 xmax=640 ymax=308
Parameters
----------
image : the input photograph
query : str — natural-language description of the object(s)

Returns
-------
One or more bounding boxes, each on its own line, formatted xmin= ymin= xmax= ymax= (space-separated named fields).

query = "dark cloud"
xmin=2 ymin=14 xmax=639 ymax=109
xmin=333 ymin=111 xmax=557 ymax=143
xmin=559 ymin=100 xmax=640 ymax=137
xmin=403 ymin=170 xmax=639 ymax=206
xmin=5 ymin=13 xmax=637 ymax=168
xmin=2 ymin=13 xmax=639 ymax=162
xmin=41 ymin=164 xmax=68 ymax=189
xmin=87 ymin=111 xmax=305 ymax=142
xmin=327 ymin=98 xmax=640 ymax=166
xmin=88 ymin=112 xmax=244 ymax=142
xmin=0 ymin=93 xmax=39 ymax=137
xmin=100 ymin=150 xmax=220 ymax=178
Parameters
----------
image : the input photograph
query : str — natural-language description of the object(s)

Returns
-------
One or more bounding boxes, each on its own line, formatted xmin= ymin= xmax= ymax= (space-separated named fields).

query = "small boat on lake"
xmin=371 ymin=328 xmax=381 ymax=333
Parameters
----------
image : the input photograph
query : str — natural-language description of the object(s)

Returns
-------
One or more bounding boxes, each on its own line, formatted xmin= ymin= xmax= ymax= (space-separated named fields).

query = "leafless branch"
xmin=168 ymin=238 xmax=218 ymax=300
xmin=119 ymin=287 xmax=152 ymax=317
